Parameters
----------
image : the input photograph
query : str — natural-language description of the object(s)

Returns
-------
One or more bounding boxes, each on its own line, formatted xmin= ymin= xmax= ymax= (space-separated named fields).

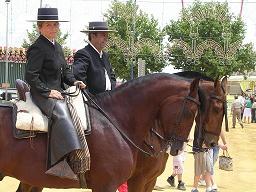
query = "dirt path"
xmin=1 ymin=118 xmax=256 ymax=192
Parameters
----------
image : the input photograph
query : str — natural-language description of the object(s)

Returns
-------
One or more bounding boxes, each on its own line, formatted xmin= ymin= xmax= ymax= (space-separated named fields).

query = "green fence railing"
xmin=0 ymin=62 xmax=26 ymax=88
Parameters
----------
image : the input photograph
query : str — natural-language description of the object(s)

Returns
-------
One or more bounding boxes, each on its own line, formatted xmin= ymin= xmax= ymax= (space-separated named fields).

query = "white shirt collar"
xmin=87 ymin=41 xmax=111 ymax=90
xmin=88 ymin=41 xmax=103 ymax=58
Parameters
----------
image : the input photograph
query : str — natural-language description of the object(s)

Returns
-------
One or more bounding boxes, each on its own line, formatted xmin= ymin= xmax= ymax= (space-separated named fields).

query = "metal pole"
xmin=239 ymin=0 xmax=244 ymax=17
xmin=5 ymin=0 xmax=10 ymax=101
xmin=40 ymin=0 xmax=43 ymax=7
xmin=130 ymin=0 xmax=136 ymax=80
xmin=181 ymin=0 xmax=184 ymax=10
xmin=130 ymin=59 xmax=134 ymax=80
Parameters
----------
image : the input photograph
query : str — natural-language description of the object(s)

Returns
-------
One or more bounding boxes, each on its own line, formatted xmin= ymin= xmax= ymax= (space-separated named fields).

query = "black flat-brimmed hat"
xmin=80 ymin=21 xmax=117 ymax=33
xmin=27 ymin=8 xmax=69 ymax=22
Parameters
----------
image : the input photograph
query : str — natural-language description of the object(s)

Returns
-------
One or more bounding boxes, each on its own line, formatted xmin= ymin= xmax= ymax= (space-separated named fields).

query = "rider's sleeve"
xmin=73 ymin=49 xmax=90 ymax=86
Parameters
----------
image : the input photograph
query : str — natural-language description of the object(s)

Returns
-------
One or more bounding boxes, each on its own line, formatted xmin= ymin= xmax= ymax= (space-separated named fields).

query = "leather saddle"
xmin=14 ymin=79 xmax=37 ymax=139
xmin=14 ymin=79 xmax=91 ymax=137
xmin=16 ymin=79 xmax=30 ymax=102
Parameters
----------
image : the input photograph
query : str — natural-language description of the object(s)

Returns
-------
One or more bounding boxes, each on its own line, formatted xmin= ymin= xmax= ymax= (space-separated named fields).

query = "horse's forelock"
xmin=198 ymin=87 xmax=207 ymax=112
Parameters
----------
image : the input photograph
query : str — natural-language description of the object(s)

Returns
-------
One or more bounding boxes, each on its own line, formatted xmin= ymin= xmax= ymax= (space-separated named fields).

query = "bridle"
xmin=197 ymin=82 xmax=228 ymax=146
xmin=144 ymin=94 xmax=201 ymax=156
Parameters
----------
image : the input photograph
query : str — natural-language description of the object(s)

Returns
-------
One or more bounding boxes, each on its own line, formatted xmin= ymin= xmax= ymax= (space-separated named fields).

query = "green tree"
xmin=105 ymin=0 xmax=165 ymax=80
xmin=22 ymin=23 xmax=72 ymax=57
xmin=164 ymin=1 xmax=256 ymax=79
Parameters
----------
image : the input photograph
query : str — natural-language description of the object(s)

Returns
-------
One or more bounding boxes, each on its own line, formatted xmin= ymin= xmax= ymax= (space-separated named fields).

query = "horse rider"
xmin=72 ymin=20 xmax=123 ymax=189
xmin=25 ymin=7 xmax=86 ymax=179
xmin=72 ymin=21 xmax=116 ymax=95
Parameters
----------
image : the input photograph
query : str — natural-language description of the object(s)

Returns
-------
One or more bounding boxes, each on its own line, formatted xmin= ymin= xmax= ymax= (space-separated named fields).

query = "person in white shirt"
xmin=231 ymin=95 xmax=244 ymax=128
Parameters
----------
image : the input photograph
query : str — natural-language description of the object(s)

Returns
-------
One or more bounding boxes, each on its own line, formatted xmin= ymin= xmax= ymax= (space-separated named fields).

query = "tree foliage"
xmin=22 ymin=23 xmax=71 ymax=57
xmin=164 ymin=1 xmax=256 ymax=79
xmin=105 ymin=0 xmax=166 ymax=80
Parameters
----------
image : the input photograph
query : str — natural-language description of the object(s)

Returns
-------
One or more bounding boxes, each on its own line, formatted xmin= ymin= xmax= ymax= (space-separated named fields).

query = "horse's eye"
xmin=212 ymin=100 xmax=223 ymax=112
xmin=185 ymin=105 xmax=197 ymax=118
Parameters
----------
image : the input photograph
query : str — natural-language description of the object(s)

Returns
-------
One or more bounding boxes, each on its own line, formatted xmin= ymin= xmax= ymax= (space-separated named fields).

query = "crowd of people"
xmin=231 ymin=93 xmax=256 ymax=128
xmin=0 ymin=47 xmax=27 ymax=63
xmin=0 ymin=46 xmax=75 ymax=65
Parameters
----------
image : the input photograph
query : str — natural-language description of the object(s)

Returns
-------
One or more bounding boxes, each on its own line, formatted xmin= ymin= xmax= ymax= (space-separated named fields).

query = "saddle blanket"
xmin=14 ymin=87 xmax=89 ymax=132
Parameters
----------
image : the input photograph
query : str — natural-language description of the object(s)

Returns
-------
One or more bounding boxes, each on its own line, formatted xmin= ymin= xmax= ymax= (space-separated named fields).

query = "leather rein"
xmin=81 ymin=90 xmax=200 ymax=157
xmin=61 ymin=87 xmax=153 ymax=155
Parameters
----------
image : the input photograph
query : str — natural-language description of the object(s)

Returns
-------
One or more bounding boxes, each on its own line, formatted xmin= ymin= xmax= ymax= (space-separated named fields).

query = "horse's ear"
xmin=214 ymin=78 xmax=221 ymax=94
xmin=221 ymin=76 xmax=228 ymax=94
xmin=189 ymin=78 xmax=200 ymax=96
xmin=214 ymin=78 xmax=219 ymax=88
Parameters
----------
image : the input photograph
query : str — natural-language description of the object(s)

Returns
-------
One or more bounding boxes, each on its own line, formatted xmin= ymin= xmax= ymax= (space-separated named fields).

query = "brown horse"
xmin=127 ymin=72 xmax=228 ymax=192
xmin=0 ymin=73 xmax=200 ymax=192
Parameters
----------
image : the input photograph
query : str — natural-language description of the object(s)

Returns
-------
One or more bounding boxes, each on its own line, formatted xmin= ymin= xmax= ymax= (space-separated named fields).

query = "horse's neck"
xmin=98 ymin=78 xmax=183 ymax=142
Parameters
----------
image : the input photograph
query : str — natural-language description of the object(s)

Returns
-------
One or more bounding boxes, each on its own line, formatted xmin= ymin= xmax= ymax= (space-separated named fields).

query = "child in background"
xmin=167 ymin=141 xmax=188 ymax=191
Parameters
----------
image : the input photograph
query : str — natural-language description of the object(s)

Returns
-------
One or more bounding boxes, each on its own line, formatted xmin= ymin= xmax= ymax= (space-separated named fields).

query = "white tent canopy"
xmin=228 ymin=75 xmax=256 ymax=81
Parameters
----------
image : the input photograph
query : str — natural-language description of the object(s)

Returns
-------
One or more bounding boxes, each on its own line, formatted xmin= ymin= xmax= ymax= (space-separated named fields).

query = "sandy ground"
xmin=1 ymin=117 xmax=256 ymax=192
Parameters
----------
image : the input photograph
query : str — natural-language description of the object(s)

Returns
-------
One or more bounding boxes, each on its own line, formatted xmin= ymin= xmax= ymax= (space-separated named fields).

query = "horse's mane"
xmin=93 ymin=73 xmax=179 ymax=103
xmin=174 ymin=71 xmax=214 ymax=82
xmin=115 ymin=72 xmax=178 ymax=90
xmin=93 ymin=72 xmax=213 ymax=105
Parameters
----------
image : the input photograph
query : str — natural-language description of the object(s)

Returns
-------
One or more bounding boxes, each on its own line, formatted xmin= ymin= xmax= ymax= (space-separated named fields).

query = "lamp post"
xmin=5 ymin=0 xmax=10 ymax=101
xmin=130 ymin=0 xmax=136 ymax=80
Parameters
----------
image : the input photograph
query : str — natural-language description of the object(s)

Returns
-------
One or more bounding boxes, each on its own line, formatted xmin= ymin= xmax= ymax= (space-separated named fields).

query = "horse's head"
xmin=195 ymin=77 xmax=228 ymax=148
xmin=157 ymin=78 xmax=200 ymax=156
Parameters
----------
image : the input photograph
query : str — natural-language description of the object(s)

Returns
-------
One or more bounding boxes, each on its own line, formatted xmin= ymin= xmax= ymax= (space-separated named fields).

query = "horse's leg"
xmin=127 ymin=177 xmax=146 ymax=192
xmin=92 ymin=188 xmax=117 ymax=192
xmin=30 ymin=186 xmax=43 ymax=192
xmin=144 ymin=179 xmax=157 ymax=192
xmin=16 ymin=182 xmax=43 ymax=192
xmin=31 ymin=187 xmax=43 ymax=192
xmin=16 ymin=183 xmax=30 ymax=192
xmin=128 ymin=153 xmax=169 ymax=192
xmin=0 ymin=172 xmax=4 ymax=181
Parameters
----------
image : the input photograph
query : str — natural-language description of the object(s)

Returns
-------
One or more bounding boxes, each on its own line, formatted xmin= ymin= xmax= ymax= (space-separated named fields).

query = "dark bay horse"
xmin=0 ymin=73 xmax=200 ymax=192
xmin=127 ymin=73 xmax=228 ymax=192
